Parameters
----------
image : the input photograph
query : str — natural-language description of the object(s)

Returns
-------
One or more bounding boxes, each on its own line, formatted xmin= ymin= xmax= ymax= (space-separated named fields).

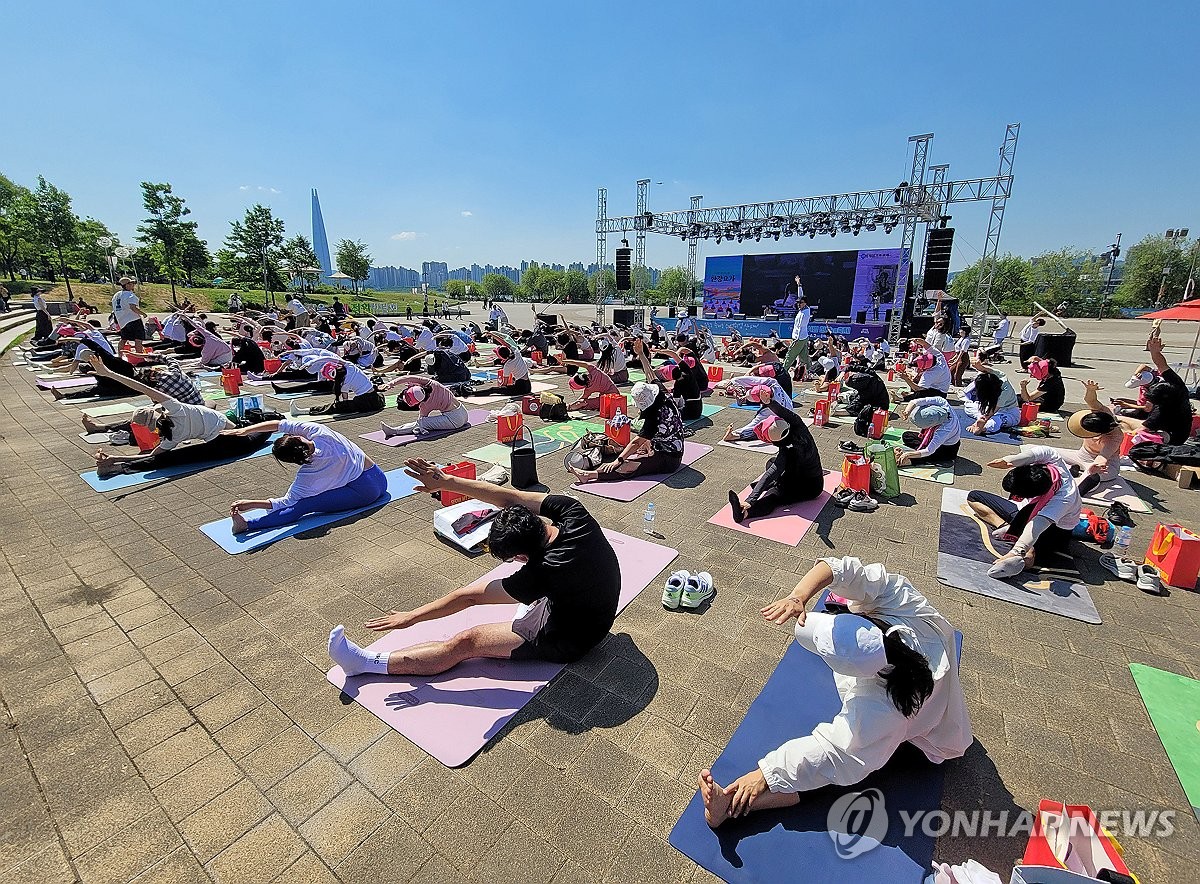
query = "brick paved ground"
xmin=1 ymin=321 xmax=1197 ymax=883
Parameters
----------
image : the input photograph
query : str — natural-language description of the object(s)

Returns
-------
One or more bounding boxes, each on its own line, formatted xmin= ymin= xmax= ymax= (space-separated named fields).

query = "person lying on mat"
xmin=290 ymin=358 xmax=385 ymax=416
xmin=84 ymin=355 xmax=273 ymax=478
xmin=328 ymin=459 xmax=620 ymax=673
xmin=726 ymin=386 xmax=824 ymax=523
xmin=964 ymin=446 xmax=1082 ymax=579
xmin=563 ymin=360 xmax=618 ymax=410
xmin=698 ymin=556 xmax=971 ymax=828
xmin=379 ymin=377 xmax=469 ymax=438
xmin=1018 ymin=357 xmax=1065 ymax=414
xmin=714 ymin=375 xmax=795 ymax=443
xmin=895 ymin=338 xmax=951 ymax=401
xmin=226 ymin=420 xmax=387 ymax=534
xmin=895 ymin=397 xmax=961 ymax=467
xmin=472 ymin=344 xmax=532 ymax=396
xmin=1059 ymin=381 xmax=1130 ymax=497
xmin=961 ymin=356 xmax=1021 ymax=436
xmin=567 ymin=378 xmax=686 ymax=484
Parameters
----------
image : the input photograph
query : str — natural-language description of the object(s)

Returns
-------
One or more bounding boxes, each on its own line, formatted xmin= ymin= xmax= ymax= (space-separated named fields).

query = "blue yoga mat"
xmin=199 ymin=468 xmax=421 ymax=554
xmin=80 ymin=435 xmax=281 ymax=492
xmin=670 ymin=599 xmax=964 ymax=884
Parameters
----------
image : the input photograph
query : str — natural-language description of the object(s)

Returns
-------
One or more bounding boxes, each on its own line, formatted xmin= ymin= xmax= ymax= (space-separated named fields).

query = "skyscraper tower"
xmin=311 ymin=189 xmax=333 ymax=284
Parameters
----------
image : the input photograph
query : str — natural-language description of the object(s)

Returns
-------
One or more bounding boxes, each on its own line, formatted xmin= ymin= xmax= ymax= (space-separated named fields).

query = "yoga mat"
xmin=669 ymin=599 xmax=962 ymax=884
xmin=465 ymin=420 xmax=603 ymax=466
xmin=358 ymin=409 xmax=490 ymax=447
xmin=268 ymin=391 xmax=311 ymax=400
xmin=685 ymin=403 xmax=726 ymax=426
xmin=936 ymin=488 xmax=1101 ymax=623
xmin=200 ymin=468 xmax=421 ymax=554
xmin=80 ymin=435 xmax=281 ymax=492
xmin=10 ymin=360 xmax=27 ymax=366
xmin=881 ymin=428 xmax=956 ymax=485
xmin=458 ymin=394 xmax=509 ymax=406
xmin=952 ymin=407 xmax=1023 ymax=446
xmin=326 ymin=529 xmax=678 ymax=766
xmin=37 ymin=376 xmax=94 ymax=390
xmin=79 ymin=432 xmax=112 ymax=444
xmin=37 ymin=373 xmax=72 ymax=380
xmin=718 ymin=438 xmax=776 ymax=455
xmin=707 ymin=472 xmax=840 ymax=546
xmin=1081 ymin=475 xmax=1152 ymax=514
xmin=81 ymin=401 xmax=142 ymax=418
xmin=573 ymin=442 xmax=712 ymax=502
xmin=1129 ymin=664 xmax=1200 ymax=822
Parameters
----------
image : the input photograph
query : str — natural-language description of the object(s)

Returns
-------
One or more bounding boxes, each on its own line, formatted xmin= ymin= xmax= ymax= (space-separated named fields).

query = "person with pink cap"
xmin=379 ymin=376 xmax=468 ymax=437
xmin=697 ymin=556 xmax=970 ymax=828
xmin=712 ymin=374 xmax=795 ymax=443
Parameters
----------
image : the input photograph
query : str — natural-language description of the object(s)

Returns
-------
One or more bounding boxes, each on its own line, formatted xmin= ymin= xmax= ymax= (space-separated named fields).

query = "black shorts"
xmin=509 ymin=600 xmax=608 ymax=664
xmin=119 ymin=319 xmax=147 ymax=341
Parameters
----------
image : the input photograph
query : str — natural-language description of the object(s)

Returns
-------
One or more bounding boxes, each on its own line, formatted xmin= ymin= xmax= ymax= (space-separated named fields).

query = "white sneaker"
xmin=681 ymin=572 xmax=715 ymax=609
xmin=290 ymin=401 xmax=308 ymax=417
xmin=987 ymin=555 xmax=1026 ymax=579
xmin=1137 ymin=564 xmax=1166 ymax=596
xmin=479 ymin=464 xmax=509 ymax=486
xmin=662 ymin=570 xmax=689 ymax=610
xmin=1099 ymin=553 xmax=1138 ymax=582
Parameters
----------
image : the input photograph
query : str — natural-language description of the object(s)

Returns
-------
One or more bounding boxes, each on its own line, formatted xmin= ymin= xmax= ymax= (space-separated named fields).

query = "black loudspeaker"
xmin=612 ymin=308 xmax=643 ymax=327
xmin=615 ymin=248 xmax=632 ymax=291
xmin=923 ymin=228 xmax=954 ymax=292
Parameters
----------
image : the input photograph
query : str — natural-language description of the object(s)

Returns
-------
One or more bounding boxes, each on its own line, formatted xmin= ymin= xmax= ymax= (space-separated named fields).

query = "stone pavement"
xmin=1 ymin=322 xmax=1198 ymax=883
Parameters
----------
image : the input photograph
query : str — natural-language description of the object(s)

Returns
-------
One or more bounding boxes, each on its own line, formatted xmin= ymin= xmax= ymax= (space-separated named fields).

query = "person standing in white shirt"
xmin=697 ymin=556 xmax=970 ymax=827
xmin=111 ymin=277 xmax=148 ymax=353
xmin=287 ymin=295 xmax=310 ymax=328
xmin=1018 ymin=317 xmax=1045 ymax=368
xmin=782 ymin=293 xmax=812 ymax=376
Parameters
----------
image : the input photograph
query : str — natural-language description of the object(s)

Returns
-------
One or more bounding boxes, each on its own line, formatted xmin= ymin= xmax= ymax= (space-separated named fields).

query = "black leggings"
xmin=142 ymin=432 xmax=272 ymax=468
xmin=746 ymin=461 xmax=825 ymax=517
xmin=964 ymin=490 xmax=1073 ymax=559
xmin=272 ymin=379 xmax=334 ymax=394
xmin=901 ymin=431 xmax=960 ymax=465
xmin=311 ymin=390 xmax=385 ymax=415
xmin=474 ymin=377 xmax=532 ymax=397
xmin=596 ymin=450 xmax=681 ymax=481
xmin=900 ymin=387 xmax=948 ymax=402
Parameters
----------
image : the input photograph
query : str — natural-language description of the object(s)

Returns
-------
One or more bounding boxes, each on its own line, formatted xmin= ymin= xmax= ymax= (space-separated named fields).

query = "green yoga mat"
xmin=1130 ymin=664 xmax=1200 ymax=822
xmin=685 ymin=403 xmax=725 ymax=426
xmin=881 ymin=427 xmax=955 ymax=485
xmin=466 ymin=420 xmax=603 ymax=466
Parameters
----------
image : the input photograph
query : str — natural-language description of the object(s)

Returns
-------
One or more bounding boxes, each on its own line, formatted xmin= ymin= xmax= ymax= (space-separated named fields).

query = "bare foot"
xmin=699 ymin=769 xmax=732 ymax=828
xmin=82 ymin=415 xmax=102 ymax=433
xmin=566 ymin=463 xmax=595 ymax=484
xmin=230 ymin=511 xmax=249 ymax=534
xmin=722 ymin=424 xmax=738 ymax=442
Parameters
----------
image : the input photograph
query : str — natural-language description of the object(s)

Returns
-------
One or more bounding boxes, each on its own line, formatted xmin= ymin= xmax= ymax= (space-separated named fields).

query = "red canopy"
xmin=1142 ymin=299 xmax=1200 ymax=321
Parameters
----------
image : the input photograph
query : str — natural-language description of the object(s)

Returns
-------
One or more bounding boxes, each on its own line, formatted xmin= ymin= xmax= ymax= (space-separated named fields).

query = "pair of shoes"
xmin=1107 ymin=501 xmax=1135 ymax=528
xmin=847 ymin=491 xmax=878 ymax=512
xmin=662 ymin=570 xmax=715 ymax=610
xmin=987 ymin=555 xmax=1026 ymax=579
xmin=832 ymin=485 xmax=856 ymax=507
xmin=479 ymin=464 xmax=509 ymax=486
xmin=1099 ymin=553 xmax=1138 ymax=582
xmin=1137 ymin=564 xmax=1166 ymax=596
xmin=839 ymin=440 xmax=863 ymax=454
xmin=290 ymin=401 xmax=309 ymax=417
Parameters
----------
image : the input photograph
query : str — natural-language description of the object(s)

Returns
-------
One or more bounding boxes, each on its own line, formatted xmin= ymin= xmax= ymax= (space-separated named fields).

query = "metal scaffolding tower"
xmin=634 ymin=179 xmax=649 ymax=304
xmin=970 ymin=123 xmax=1021 ymax=343
xmin=686 ymin=195 xmax=702 ymax=309
xmin=594 ymin=187 xmax=607 ymax=323
xmin=886 ymin=134 xmax=933 ymax=343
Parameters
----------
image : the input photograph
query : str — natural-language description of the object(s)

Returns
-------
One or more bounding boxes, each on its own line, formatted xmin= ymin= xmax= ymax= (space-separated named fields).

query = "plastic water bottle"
xmin=643 ymin=502 xmax=656 ymax=534
xmin=1115 ymin=525 xmax=1133 ymax=556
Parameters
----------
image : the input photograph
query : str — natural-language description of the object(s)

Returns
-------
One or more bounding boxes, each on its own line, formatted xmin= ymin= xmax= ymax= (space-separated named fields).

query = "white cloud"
xmin=239 ymin=185 xmax=250 ymax=191
xmin=460 ymin=210 xmax=473 ymax=217
xmin=240 ymin=185 xmax=280 ymax=194
xmin=391 ymin=231 xmax=419 ymax=241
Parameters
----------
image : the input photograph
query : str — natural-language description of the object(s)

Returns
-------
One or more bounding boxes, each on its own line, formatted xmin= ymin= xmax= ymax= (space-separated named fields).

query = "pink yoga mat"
xmin=707 ymin=471 xmax=840 ymax=546
xmin=572 ymin=442 xmax=712 ymax=502
xmin=37 ymin=376 xmax=95 ymax=390
xmin=326 ymin=529 xmax=677 ymax=766
xmin=357 ymin=409 xmax=490 ymax=447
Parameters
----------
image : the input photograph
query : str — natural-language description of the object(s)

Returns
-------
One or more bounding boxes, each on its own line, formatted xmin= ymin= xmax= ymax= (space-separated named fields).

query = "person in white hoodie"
xmin=697 ymin=556 xmax=971 ymax=827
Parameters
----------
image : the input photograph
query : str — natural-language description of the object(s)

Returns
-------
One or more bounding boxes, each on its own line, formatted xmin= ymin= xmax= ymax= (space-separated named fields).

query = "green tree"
xmin=335 ymin=239 xmax=372 ymax=294
xmin=481 ymin=273 xmax=516 ymax=302
xmin=444 ymin=279 xmax=474 ymax=300
xmin=29 ymin=176 xmax=80 ymax=297
xmin=948 ymin=254 xmax=1034 ymax=313
xmin=654 ymin=266 xmax=694 ymax=306
xmin=1028 ymin=248 xmax=1104 ymax=314
xmin=281 ymin=235 xmax=321 ymax=291
xmin=0 ymin=174 xmax=32 ymax=281
xmin=137 ymin=182 xmax=198 ymax=306
xmin=72 ymin=217 xmax=117 ymax=280
xmin=588 ymin=268 xmax=617 ymax=300
xmin=563 ymin=269 xmax=589 ymax=303
xmin=177 ymin=227 xmax=211 ymax=285
xmin=1114 ymin=234 xmax=1196 ymax=309
xmin=224 ymin=204 xmax=286 ymax=302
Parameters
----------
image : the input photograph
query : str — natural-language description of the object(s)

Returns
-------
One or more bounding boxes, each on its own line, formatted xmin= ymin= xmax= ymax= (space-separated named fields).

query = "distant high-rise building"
xmin=421 ymin=261 xmax=449 ymax=289
xmin=367 ymin=265 xmax=421 ymax=290
xmin=311 ymin=189 xmax=333 ymax=284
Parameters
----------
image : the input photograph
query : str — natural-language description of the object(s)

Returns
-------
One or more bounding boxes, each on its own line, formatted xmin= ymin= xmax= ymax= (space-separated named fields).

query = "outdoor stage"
xmin=691 ymin=316 xmax=888 ymax=340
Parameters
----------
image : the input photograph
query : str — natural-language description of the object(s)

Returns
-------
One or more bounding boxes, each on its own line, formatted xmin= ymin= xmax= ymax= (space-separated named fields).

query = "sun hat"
xmin=1028 ymin=358 xmax=1050 ymax=380
xmin=1067 ymin=409 xmax=1118 ymax=438
xmin=1125 ymin=369 xmax=1154 ymax=388
xmin=911 ymin=400 xmax=952 ymax=429
xmin=914 ymin=351 xmax=935 ymax=372
xmin=631 ymin=381 xmax=658 ymax=411
xmin=129 ymin=406 xmax=160 ymax=431
xmin=753 ymin=416 xmax=789 ymax=444
xmin=402 ymin=384 xmax=426 ymax=407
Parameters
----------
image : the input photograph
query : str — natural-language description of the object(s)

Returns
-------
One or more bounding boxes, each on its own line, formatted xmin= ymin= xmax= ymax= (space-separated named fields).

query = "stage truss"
xmin=595 ymin=124 xmax=1020 ymax=342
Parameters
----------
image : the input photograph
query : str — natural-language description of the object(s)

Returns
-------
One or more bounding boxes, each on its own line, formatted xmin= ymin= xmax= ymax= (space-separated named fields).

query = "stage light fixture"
xmin=715 ymin=235 xmax=722 ymax=243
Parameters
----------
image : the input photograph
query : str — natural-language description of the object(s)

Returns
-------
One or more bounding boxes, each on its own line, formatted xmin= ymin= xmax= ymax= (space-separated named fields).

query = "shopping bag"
xmin=605 ymin=417 xmax=631 ymax=448
xmin=262 ymin=357 xmax=282 ymax=374
xmin=868 ymin=407 xmax=889 ymax=440
xmin=530 ymin=349 xmax=543 ymax=365
xmin=230 ymin=395 xmax=264 ymax=420
xmin=1119 ymin=432 xmax=1135 ymax=457
xmin=439 ymin=461 xmax=476 ymax=507
xmin=1019 ymin=401 xmax=1039 ymax=427
xmin=1144 ymin=523 xmax=1200 ymax=589
xmin=1021 ymin=801 xmax=1135 ymax=882
xmin=707 ymin=365 xmax=724 ymax=382
xmin=599 ymin=393 xmax=627 ymax=419
xmin=841 ymin=454 xmax=871 ymax=493
xmin=813 ymin=397 xmax=830 ymax=427
xmin=497 ymin=411 xmax=523 ymax=443
xmin=865 ymin=442 xmax=901 ymax=498
xmin=130 ymin=422 xmax=160 ymax=453
xmin=221 ymin=367 xmax=243 ymax=396
xmin=521 ymin=395 xmax=540 ymax=416
xmin=510 ymin=426 xmax=539 ymax=489
xmin=826 ymin=381 xmax=841 ymax=402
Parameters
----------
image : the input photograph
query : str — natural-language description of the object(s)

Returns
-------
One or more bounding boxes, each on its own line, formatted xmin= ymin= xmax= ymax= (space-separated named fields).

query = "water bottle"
xmin=1115 ymin=525 xmax=1133 ymax=556
xmin=643 ymin=502 xmax=656 ymax=534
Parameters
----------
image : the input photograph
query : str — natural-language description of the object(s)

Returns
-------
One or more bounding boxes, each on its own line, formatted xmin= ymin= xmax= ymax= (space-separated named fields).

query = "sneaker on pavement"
xmin=1099 ymin=553 xmax=1138 ymax=582
xmin=290 ymin=400 xmax=309 ymax=417
xmin=1107 ymin=501 xmax=1135 ymax=528
xmin=681 ymin=572 xmax=715 ymax=609
xmin=662 ymin=570 xmax=689 ymax=610
xmin=847 ymin=491 xmax=879 ymax=512
xmin=839 ymin=440 xmax=863 ymax=454
xmin=1136 ymin=564 xmax=1166 ymax=596
xmin=832 ymin=486 xmax=856 ymax=508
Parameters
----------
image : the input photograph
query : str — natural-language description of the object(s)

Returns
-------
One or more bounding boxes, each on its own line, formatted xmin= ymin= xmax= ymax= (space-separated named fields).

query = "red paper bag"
xmin=605 ymin=419 xmax=631 ymax=447
xmin=1019 ymin=401 xmax=1039 ymax=427
xmin=868 ymin=408 xmax=889 ymax=440
xmin=1022 ymin=800 xmax=1134 ymax=879
xmin=1119 ymin=431 xmax=1135 ymax=457
xmin=497 ymin=412 xmax=523 ymax=443
xmin=439 ymin=461 xmax=476 ymax=507
xmin=1144 ymin=523 xmax=1200 ymax=589
xmin=531 ymin=349 xmax=543 ymax=365
xmin=707 ymin=365 xmax=724 ymax=382
xmin=599 ymin=393 xmax=627 ymax=419
xmin=221 ymin=367 xmax=242 ymax=396
xmin=813 ymin=397 xmax=830 ymax=427
xmin=130 ymin=422 xmax=160 ymax=453
xmin=263 ymin=357 xmax=282 ymax=374
xmin=841 ymin=454 xmax=871 ymax=493
xmin=826 ymin=381 xmax=841 ymax=402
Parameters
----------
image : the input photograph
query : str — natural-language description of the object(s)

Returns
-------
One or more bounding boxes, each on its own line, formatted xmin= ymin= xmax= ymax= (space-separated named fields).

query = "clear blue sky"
xmin=6 ymin=1 xmax=1195 ymax=273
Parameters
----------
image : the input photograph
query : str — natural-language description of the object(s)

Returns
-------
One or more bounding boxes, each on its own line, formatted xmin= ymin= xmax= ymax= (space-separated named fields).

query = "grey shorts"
xmin=511 ymin=598 xmax=550 ymax=643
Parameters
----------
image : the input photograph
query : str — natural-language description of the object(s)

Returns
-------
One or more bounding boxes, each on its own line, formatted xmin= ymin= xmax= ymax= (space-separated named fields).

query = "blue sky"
xmin=6 ymin=1 xmax=1195 ymax=273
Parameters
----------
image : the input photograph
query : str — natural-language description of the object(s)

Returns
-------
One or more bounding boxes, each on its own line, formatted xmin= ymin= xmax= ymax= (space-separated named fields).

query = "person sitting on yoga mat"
xmin=1108 ymin=365 xmax=1155 ymax=419
xmin=652 ymin=358 xmax=703 ymax=420
xmin=226 ymin=420 xmax=387 ymax=533
xmin=895 ymin=397 xmax=961 ymax=467
xmin=962 ymin=357 xmax=1021 ymax=436
xmin=595 ymin=333 xmax=629 ymax=384
xmin=179 ymin=321 xmax=234 ymax=368
xmin=715 ymin=374 xmax=795 ymax=443
xmin=85 ymin=356 xmax=273 ymax=478
xmin=379 ymin=378 xmax=469 ymax=438
xmin=698 ymin=556 xmax=971 ymax=828
xmin=290 ymin=358 xmax=385 ymax=416
xmin=726 ymin=385 xmax=824 ymax=523
xmin=1058 ymin=380 xmax=1128 ymax=497
xmin=1018 ymin=357 xmax=1065 ymax=414
xmin=567 ymin=371 xmax=686 ymax=484
xmin=271 ymin=351 xmax=338 ymax=394
xmin=1124 ymin=335 xmax=1194 ymax=447
xmin=386 ymin=348 xmax=475 ymax=391
xmin=895 ymin=338 xmax=951 ymax=401
xmin=563 ymin=361 xmax=618 ymax=411
xmin=541 ymin=331 xmax=582 ymax=377
xmin=472 ymin=344 xmax=531 ymax=396
xmin=327 ymin=459 xmax=620 ymax=673
xmin=965 ymin=446 xmax=1081 ymax=579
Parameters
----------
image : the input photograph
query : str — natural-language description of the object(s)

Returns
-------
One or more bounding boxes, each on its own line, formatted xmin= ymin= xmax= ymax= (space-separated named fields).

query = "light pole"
xmin=96 ymin=236 xmax=117 ymax=287
xmin=1098 ymin=233 xmax=1121 ymax=318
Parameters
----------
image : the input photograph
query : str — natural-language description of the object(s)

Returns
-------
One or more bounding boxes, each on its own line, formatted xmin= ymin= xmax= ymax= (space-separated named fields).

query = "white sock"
xmin=328 ymin=625 xmax=389 ymax=676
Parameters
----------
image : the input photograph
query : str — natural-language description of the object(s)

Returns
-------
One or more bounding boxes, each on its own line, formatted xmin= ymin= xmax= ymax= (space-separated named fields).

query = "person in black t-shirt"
xmin=1019 ymin=357 xmax=1066 ymax=414
xmin=1134 ymin=336 xmax=1194 ymax=446
xmin=326 ymin=460 xmax=621 ymax=675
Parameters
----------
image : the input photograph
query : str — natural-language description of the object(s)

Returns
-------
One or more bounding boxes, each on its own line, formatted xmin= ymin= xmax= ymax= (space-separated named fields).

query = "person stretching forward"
xmin=328 ymin=459 xmax=621 ymax=673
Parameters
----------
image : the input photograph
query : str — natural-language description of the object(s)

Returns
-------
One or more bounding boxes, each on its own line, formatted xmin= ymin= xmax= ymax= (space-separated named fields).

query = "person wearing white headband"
xmin=1108 ymin=365 xmax=1156 ymax=419
xmin=698 ymin=556 xmax=970 ymax=828
xmin=379 ymin=376 xmax=468 ymax=438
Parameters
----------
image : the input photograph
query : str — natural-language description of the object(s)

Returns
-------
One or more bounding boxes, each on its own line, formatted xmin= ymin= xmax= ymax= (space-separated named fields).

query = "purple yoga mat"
xmin=326 ymin=529 xmax=678 ymax=766
xmin=357 ymin=409 xmax=490 ymax=447
xmin=37 ymin=376 xmax=96 ymax=391
xmin=572 ymin=441 xmax=712 ymax=502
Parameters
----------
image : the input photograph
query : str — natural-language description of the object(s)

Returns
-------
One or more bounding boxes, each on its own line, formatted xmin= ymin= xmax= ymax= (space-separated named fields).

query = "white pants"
xmin=963 ymin=401 xmax=1020 ymax=434
xmin=393 ymin=404 xmax=469 ymax=436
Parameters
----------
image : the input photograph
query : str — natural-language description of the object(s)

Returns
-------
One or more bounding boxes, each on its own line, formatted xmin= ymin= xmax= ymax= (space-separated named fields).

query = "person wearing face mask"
xmin=696 ymin=556 xmax=970 ymax=827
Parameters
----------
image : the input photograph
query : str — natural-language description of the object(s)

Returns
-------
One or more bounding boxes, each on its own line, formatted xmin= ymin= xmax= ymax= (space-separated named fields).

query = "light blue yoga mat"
xmin=952 ymin=407 xmax=1023 ymax=446
xmin=80 ymin=434 xmax=282 ymax=492
xmin=199 ymin=468 xmax=421 ymax=554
